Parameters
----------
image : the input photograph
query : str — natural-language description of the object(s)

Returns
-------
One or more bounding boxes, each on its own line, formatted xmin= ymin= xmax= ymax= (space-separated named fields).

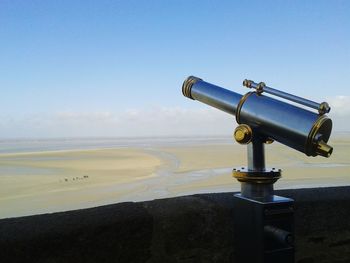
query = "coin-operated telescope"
xmin=182 ymin=76 xmax=333 ymax=263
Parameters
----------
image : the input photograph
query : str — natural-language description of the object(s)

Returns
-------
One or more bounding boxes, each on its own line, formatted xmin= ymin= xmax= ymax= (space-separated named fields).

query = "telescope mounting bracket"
xmin=232 ymin=124 xmax=295 ymax=262
xmin=233 ymin=124 xmax=281 ymax=200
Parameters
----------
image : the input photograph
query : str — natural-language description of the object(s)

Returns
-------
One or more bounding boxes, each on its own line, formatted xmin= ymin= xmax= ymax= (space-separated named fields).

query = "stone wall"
xmin=1 ymin=186 xmax=350 ymax=263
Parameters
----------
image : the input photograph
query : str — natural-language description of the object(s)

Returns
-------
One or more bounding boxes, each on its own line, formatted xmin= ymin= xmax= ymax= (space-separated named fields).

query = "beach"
xmin=0 ymin=136 xmax=349 ymax=218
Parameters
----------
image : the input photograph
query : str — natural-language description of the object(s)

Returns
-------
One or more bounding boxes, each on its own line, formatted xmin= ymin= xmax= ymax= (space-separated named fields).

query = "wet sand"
xmin=0 ymin=137 xmax=349 ymax=218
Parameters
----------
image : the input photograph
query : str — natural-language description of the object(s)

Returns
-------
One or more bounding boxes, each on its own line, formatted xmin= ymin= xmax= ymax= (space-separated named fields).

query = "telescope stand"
xmin=182 ymin=76 xmax=333 ymax=262
xmin=232 ymin=135 xmax=295 ymax=263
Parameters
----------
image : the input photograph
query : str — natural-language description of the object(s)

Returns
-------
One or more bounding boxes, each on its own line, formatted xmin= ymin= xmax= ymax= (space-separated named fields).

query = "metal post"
xmin=241 ymin=137 xmax=275 ymax=200
xmin=247 ymin=137 xmax=265 ymax=171
xmin=233 ymin=134 xmax=294 ymax=263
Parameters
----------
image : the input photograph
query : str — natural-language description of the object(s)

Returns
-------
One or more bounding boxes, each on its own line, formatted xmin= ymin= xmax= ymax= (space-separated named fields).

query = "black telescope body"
xmin=182 ymin=76 xmax=333 ymax=158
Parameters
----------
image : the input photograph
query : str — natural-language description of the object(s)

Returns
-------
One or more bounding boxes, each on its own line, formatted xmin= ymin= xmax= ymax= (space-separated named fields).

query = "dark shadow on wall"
xmin=1 ymin=186 xmax=350 ymax=263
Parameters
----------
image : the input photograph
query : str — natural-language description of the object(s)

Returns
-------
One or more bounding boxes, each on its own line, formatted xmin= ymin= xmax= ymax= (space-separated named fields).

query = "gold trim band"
xmin=182 ymin=76 xmax=202 ymax=100
xmin=235 ymin=92 xmax=254 ymax=124
xmin=305 ymin=115 xmax=331 ymax=156
xmin=232 ymin=167 xmax=281 ymax=184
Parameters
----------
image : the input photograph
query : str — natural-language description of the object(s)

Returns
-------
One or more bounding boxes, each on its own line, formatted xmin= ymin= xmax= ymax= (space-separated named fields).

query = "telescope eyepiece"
xmin=316 ymin=140 xmax=333 ymax=157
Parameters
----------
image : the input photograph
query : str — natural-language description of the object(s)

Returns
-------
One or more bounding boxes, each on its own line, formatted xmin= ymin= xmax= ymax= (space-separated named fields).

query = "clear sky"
xmin=0 ymin=0 xmax=349 ymax=138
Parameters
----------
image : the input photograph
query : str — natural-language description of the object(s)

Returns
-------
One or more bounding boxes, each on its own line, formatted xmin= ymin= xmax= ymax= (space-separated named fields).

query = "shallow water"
xmin=0 ymin=136 xmax=233 ymax=154
xmin=0 ymin=165 xmax=58 ymax=176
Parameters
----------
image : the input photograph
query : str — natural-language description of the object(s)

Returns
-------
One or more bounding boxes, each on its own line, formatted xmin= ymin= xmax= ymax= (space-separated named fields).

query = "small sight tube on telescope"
xmin=182 ymin=76 xmax=333 ymax=157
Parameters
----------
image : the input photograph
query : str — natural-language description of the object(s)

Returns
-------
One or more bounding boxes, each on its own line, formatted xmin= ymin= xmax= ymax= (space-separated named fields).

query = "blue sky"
xmin=0 ymin=0 xmax=349 ymax=137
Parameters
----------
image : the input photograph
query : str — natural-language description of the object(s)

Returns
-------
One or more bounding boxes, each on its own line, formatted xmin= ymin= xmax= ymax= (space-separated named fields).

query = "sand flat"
xmin=0 ymin=148 xmax=161 ymax=217
xmin=160 ymin=144 xmax=246 ymax=173
xmin=0 ymin=139 xmax=349 ymax=218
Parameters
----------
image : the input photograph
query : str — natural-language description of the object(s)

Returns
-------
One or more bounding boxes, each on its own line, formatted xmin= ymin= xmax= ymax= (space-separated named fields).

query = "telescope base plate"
xmin=233 ymin=167 xmax=281 ymax=184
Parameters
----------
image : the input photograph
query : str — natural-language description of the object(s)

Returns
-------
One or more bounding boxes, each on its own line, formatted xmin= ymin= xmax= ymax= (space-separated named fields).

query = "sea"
xmin=0 ymin=136 xmax=234 ymax=154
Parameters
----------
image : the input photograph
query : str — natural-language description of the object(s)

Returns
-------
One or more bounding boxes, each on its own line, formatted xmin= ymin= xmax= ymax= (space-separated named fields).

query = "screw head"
xmin=234 ymin=124 xmax=252 ymax=144
xmin=318 ymin=102 xmax=331 ymax=115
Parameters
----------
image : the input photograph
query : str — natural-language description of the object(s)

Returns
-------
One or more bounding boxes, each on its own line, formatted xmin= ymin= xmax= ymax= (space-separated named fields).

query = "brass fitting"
xmin=243 ymin=79 xmax=252 ymax=88
xmin=182 ymin=76 xmax=202 ymax=100
xmin=318 ymin=102 xmax=331 ymax=115
xmin=265 ymin=137 xmax=274 ymax=144
xmin=306 ymin=115 xmax=333 ymax=157
xmin=234 ymin=124 xmax=253 ymax=144
xmin=256 ymin=82 xmax=265 ymax=95
xmin=232 ymin=167 xmax=281 ymax=184
xmin=316 ymin=140 xmax=333 ymax=157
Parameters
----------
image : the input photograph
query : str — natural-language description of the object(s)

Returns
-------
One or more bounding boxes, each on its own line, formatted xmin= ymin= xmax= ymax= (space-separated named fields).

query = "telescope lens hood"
xmin=182 ymin=76 xmax=202 ymax=100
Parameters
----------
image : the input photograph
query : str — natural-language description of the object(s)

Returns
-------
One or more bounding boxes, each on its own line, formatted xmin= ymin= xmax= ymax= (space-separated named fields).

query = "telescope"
xmin=182 ymin=76 xmax=333 ymax=263
xmin=182 ymin=76 xmax=332 ymax=158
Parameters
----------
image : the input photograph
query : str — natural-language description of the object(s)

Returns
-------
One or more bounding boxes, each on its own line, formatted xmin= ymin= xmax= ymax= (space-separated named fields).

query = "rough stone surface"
xmin=0 ymin=186 xmax=350 ymax=262
xmin=0 ymin=202 xmax=153 ymax=263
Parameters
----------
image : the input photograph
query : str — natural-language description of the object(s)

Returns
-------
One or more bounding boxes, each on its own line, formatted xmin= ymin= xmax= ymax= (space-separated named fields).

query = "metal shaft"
xmin=243 ymin=79 xmax=331 ymax=115
xmin=264 ymin=86 xmax=320 ymax=110
xmin=241 ymin=183 xmax=274 ymax=199
xmin=247 ymin=137 xmax=265 ymax=171
xmin=242 ymin=137 xmax=274 ymax=199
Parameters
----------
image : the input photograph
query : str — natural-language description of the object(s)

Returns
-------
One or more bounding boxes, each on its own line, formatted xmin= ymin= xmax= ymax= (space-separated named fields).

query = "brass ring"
xmin=235 ymin=92 xmax=253 ymax=124
xmin=182 ymin=76 xmax=202 ymax=100
xmin=305 ymin=115 xmax=330 ymax=156
xmin=232 ymin=167 xmax=281 ymax=184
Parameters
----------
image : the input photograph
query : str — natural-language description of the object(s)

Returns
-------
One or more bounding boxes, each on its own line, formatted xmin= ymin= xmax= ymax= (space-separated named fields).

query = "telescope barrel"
xmin=182 ymin=76 xmax=242 ymax=115
xmin=182 ymin=76 xmax=333 ymax=157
